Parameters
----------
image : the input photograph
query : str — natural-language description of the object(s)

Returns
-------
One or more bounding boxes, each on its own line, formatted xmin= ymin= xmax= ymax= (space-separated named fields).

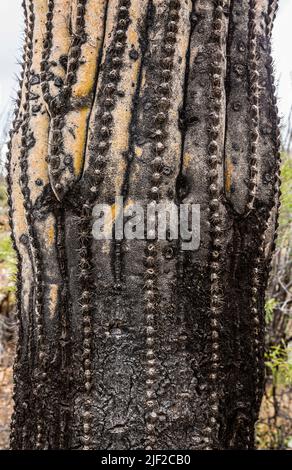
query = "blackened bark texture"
xmin=7 ymin=0 xmax=281 ymax=450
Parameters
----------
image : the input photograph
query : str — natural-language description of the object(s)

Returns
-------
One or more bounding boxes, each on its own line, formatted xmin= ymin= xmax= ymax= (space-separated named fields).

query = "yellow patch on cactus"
xmin=28 ymin=117 xmax=50 ymax=197
xmin=225 ymin=158 xmax=233 ymax=194
xmin=109 ymin=55 xmax=141 ymax=194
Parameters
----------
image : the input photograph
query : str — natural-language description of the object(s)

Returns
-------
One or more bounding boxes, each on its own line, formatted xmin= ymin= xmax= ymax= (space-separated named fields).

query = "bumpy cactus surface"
xmin=7 ymin=0 xmax=281 ymax=449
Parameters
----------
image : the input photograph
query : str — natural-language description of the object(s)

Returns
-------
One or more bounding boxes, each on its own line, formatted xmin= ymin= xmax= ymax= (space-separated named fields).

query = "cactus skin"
xmin=7 ymin=0 xmax=280 ymax=450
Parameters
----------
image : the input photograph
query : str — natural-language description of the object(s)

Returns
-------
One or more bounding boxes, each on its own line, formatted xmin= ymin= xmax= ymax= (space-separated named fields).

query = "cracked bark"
xmin=7 ymin=0 xmax=281 ymax=450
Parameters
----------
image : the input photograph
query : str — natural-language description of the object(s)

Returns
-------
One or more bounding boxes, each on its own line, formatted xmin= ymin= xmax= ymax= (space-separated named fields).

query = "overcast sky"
xmin=0 ymin=0 xmax=291 ymax=137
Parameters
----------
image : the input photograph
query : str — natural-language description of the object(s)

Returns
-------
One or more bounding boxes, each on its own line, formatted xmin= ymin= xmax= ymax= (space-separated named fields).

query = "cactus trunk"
xmin=7 ymin=0 xmax=281 ymax=450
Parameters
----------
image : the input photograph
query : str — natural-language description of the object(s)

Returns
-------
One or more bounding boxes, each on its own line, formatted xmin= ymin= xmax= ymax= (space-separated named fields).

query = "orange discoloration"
xmin=73 ymin=45 xmax=96 ymax=98
xmin=72 ymin=0 xmax=106 ymax=99
xmin=63 ymin=107 xmax=89 ymax=176
xmin=135 ymin=146 xmax=143 ymax=158
xmin=111 ymin=204 xmax=116 ymax=221
xmin=124 ymin=198 xmax=134 ymax=210
xmin=141 ymin=69 xmax=147 ymax=89
xmin=47 ymin=225 xmax=55 ymax=246
xmin=11 ymin=134 xmax=28 ymax=237
xmin=27 ymin=0 xmax=50 ymax=204
xmin=225 ymin=158 xmax=233 ymax=194
xmin=50 ymin=0 xmax=71 ymax=91
xmin=110 ymin=108 xmax=131 ymax=153
xmin=128 ymin=29 xmax=138 ymax=44
xmin=183 ymin=152 xmax=192 ymax=169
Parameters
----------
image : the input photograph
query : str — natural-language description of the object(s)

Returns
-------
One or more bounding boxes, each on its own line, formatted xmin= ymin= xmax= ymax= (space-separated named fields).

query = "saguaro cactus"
xmin=7 ymin=0 xmax=281 ymax=449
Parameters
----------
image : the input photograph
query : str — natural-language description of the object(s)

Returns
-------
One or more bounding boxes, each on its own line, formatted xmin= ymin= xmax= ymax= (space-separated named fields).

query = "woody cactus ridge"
xmin=7 ymin=0 xmax=281 ymax=450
